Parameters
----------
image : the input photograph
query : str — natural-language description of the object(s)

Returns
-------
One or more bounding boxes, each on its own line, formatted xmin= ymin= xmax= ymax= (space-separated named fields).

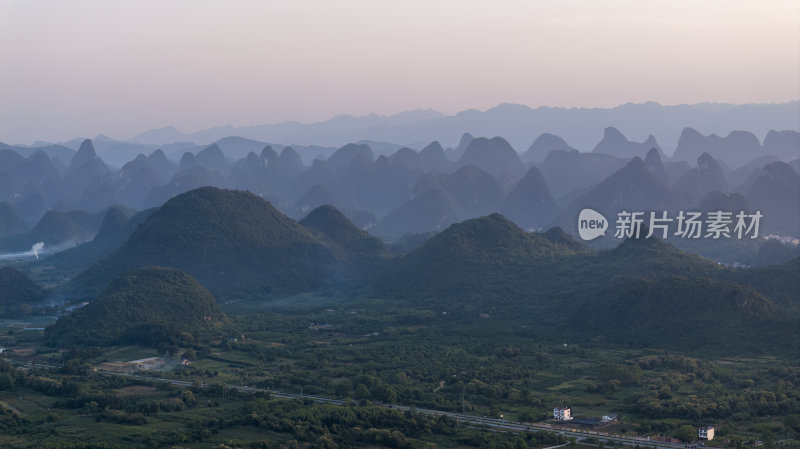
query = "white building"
xmin=554 ymin=406 xmax=572 ymax=421
xmin=699 ymin=426 xmax=715 ymax=440
xmin=602 ymin=414 xmax=619 ymax=421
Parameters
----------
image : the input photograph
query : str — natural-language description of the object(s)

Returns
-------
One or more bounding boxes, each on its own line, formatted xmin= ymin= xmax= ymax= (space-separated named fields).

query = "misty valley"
xmin=0 ymin=117 xmax=799 ymax=449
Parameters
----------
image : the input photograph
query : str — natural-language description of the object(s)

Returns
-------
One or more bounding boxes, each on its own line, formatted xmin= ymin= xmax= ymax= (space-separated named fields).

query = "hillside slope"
xmin=372 ymin=215 xmax=798 ymax=351
xmin=48 ymin=267 xmax=226 ymax=347
xmin=0 ymin=266 xmax=46 ymax=315
xmin=71 ymin=187 xmax=338 ymax=297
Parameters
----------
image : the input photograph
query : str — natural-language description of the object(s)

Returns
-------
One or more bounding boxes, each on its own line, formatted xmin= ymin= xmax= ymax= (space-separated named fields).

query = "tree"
xmin=354 ymin=384 xmax=370 ymax=400
xmin=315 ymin=434 xmax=338 ymax=449
xmin=675 ymin=425 xmax=697 ymax=442
xmin=0 ymin=372 xmax=14 ymax=390
xmin=16 ymin=304 xmax=32 ymax=316
xmin=181 ymin=389 xmax=197 ymax=407
xmin=784 ymin=415 xmax=800 ymax=433
xmin=762 ymin=428 xmax=775 ymax=449
xmin=183 ymin=348 xmax=197 ymax=360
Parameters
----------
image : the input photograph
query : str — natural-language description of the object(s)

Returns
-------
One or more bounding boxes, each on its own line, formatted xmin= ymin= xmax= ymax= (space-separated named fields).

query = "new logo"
xmin=578 ymin=208 xmax=608 ymax=241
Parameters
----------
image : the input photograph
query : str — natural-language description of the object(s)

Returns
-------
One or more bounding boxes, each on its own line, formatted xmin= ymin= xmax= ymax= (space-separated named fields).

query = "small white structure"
xmin=554 ymin=406 xmax=573 ymax=421
xmin=699 ymin=426 xmax=715 ymax=440
xmin=602 ymin=414 xmax=619 ymax=421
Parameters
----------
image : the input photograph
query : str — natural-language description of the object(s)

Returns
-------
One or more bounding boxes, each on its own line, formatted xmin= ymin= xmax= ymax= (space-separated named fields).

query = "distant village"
xmin=554 ymin=406 xmax=715 ymax=442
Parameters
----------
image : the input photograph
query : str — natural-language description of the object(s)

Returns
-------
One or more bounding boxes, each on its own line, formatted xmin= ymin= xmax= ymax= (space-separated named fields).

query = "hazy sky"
xmin=1 ymin=0 xmax=798 ymax=144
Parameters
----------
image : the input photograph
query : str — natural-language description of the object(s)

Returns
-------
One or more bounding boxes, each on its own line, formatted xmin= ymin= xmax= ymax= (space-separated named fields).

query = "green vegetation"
xmin=298 ymin=205 xmax=393 ymax=286
xmin=299 ymin=205 xmax=389 ymax=259
xmin=2 ymin=198 xmax=798 ymax=447
xmin=47 ymin=267 xmax=227 ymax=348
xmin=0 ymin=267 xmax=46 ymax=317
xmin=2 ymin=296 xmax=800 ymax=448
xmin=373 ymin=216 xmax=800 ymax=352
xmin=0 ymin=358 xmax=569 ymax=448
xmin=573 ymin=276 xmax=779 ymax=351
xmin=51 ymin=194 xmax=799 ymax=354
xmin=374 ymin=213 xmax=586 ymax=307
xmin=70 ymin=187 xmax=341 ymax=298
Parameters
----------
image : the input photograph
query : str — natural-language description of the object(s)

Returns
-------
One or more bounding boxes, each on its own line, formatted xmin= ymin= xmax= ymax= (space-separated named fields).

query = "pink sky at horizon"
xmin=1 ymin=0 xmax=798 ymax=144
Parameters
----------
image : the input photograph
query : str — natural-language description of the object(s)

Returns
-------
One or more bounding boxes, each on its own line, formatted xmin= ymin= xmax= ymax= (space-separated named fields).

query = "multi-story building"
xmin=553 ymin=406 xmax=572 ymax=421
xmin=699 ymin=426 xmax=715 ymax=440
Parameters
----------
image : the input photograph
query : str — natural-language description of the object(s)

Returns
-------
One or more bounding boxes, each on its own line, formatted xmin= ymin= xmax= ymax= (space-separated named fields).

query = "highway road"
xmin=7 ymin=358 xmax=712 ymax=449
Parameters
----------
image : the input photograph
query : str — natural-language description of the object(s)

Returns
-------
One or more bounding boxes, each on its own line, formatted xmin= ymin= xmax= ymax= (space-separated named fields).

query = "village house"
xmin=553 ymin=406 xmax=573 ymax=421
xmin=699 ymin=426 xmax=715 ymax=440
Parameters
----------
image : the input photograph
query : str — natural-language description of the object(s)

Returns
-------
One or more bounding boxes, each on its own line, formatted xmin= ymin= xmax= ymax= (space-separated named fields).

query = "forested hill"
xmin=371 ymin=215 xmax=799 ymax=352
xmin=69 ymin=187 xmax=343 ymax=298
xmin=47 ymin=267 xmax=227 ymax=347
xmin=0 ymin=266 xmax=46 ymax=316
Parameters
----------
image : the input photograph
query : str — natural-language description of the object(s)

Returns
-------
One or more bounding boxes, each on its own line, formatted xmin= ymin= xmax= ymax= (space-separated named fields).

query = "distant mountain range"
xmin=0 ymin=101 xmax=795 ymax=358
xmin=0 ymin=119 xmax=797 ymax=268
xmin=8 ymin=102 xmax=797 ymax=163
xmin=116 ymin=101 xmax=800 ymax=153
